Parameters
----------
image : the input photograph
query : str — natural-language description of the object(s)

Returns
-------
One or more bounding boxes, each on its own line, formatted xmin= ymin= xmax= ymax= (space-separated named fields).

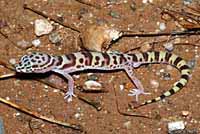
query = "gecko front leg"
xmin=52 ymin=69 xmax=76 ymax=102
xmin=124 ymin=66 xmax=150 ymax=101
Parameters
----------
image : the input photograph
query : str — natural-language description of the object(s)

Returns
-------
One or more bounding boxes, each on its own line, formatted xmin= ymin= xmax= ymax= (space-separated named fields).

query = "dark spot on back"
xmin=112 ymin=56 xmax=117 ymax=65
xmin=61 ymin=54 xmax=76 ymax=69
xmin=150 ymin=58 xmax=153 ymax=62
xmin=119 ymin=54 xmax=127 ymax=64
xmin=165 ymin=52 xmax=172 ymax=61
xmin=32 ymin=65 xmax=39 ymax=68
xmin=131 ymin=54 xmax=138 ymax=62
xmin=95 ymin=56 xmax=100 ymax=61
xmin=35 ymin=56 xmax=40 ymax=59
xmin=142 ymin=52 xmax=148 ymax=61
xmin=81 ymin=51 xmax=93 ymax=66
xmin=31 ymin=59 xmax=36 ymax=63
xmin=101 ymin=61 xmax=105 ymax=67
xmin=79 ymin=58 xmax=84 ymax=63
xmin=102 ymin=53 xmax=110 ymax=65
xmin=154 ymin=51 xmax=159 ymax=61
xmin=41 ymin=57 xmax=45 ymax=61
xmin=56 ymin=56 xmax=63 ymax=66
xmin=76 ymin=65 xmax=81 ymax=68
xmin=29 ymin=55 xmax=34 ymax=58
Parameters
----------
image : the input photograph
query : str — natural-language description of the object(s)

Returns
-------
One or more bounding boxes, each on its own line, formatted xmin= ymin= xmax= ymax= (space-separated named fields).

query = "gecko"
xmin=15 ymin=51 xmax=191 ymax=107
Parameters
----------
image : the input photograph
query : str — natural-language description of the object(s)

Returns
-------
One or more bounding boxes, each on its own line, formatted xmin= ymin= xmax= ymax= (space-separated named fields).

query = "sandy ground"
xmin=0 ymin=0 xmax=200 ymax=134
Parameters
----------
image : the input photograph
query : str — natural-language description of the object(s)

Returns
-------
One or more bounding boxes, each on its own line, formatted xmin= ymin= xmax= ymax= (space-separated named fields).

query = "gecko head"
xmin=15 ymin=52 xmax=55 ymax=73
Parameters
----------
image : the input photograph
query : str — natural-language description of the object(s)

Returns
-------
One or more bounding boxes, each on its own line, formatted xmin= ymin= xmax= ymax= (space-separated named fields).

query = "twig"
xmin=122 ymin=29 xmax=200 ymax=37
xmin=0 ymin=59 xmax=15 ymax=71
xmin=23 ymin=4 xmax=80 ymax=33
xmin=0 ymin=31 xmax=22 ymax=50
xmin=0 ymin=97 xmax=82 ymax=131
xmin=75 ymin=0 xmax=101 ymax=9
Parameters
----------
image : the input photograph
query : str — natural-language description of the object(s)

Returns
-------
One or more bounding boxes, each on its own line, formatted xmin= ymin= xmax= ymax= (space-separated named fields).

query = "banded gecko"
xmin=15 ymin=51 xmax=191 ymax=107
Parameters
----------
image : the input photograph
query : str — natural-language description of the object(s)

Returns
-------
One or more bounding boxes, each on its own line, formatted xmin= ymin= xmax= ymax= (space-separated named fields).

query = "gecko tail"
xmin=134 ymin=51 xmax=191 ymax=108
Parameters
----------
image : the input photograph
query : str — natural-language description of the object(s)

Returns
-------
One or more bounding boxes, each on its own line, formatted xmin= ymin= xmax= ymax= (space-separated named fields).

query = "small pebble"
xmin=34 ymin=19 xmax=53 ymax=36
xmin=119 ymin=84 xmax=124 ymax=91
xmin=123 ymin=121 xmax=132 ymax=129
xmin=150 ymin=79 xmax=159 ymax=88
xmin=130 ymin=2 xmax=136 ymax=12
xmin=5 ymin=97 xmax=10 ymax=101
xmin=105 ymin=29 xmax=122 ymax=41
xmin=163 ymin=42 xmax=174 ymax=51
xmin=142 ymin=0 xmax=148 ymax=4
xmin=181 ymin=111 xmax=190 ymax=117
xmin=16 ymin=40 xmax=31 ymax=49
xmin=9 ymin=58 xmax=16 ymax=65
xmin=109 ymin=11 xmax=120 ymax=19
xmin=74 ymin=113 xmax=81 ymax=119
xmin=160 ymin=69 xmax=165 ymax=73
xmin=168 ymin=121 xmax=185 ymax=133
xmin=30 ymin=119 xmax=44 ymax=129
xmin=32 ymin=39 xmax=41 ymax=47
xmin=183 ymin=0 xmax=193 ymax=5
xmin=159 ymin=22 xmax=166 ymax=31
xmin=49 ymin=32 xmax=62 ymax=44
xmin=162 ymin=72 xmax=171 ymax=80
xmin=187 ymin=58 xmax=196 ymax=69
xmin=87 ymin=74 xmax=99 ymax=81
xmin=15 ymin=112 xmax=21 ymax=116
xmin=0 ymin=117 xmax=4 ymax=134
xmin=84 ymin=80 xmax=102 ymax=90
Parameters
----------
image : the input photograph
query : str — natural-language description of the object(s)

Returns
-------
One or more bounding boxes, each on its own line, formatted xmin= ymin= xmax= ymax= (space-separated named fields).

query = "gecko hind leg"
xmin=52 ymin=69 xmax=76 ymax=102
xmin=124 ymin=66 xmax=150 ymax=102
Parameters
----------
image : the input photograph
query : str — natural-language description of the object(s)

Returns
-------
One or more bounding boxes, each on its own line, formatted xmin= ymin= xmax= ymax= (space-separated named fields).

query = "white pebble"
xmin=15 ymin=112 xmax=21 ymax=116
xmin=105 ymin=29 xmax=122 ymax=41
xmin=84 ymin=80 xmax=102 ymax=90
xmin=142 ymin=0 xmax=148 ymax=4
xmin=16 ymin=40 xmax=30 ymax=48
xmin=32 ymin=39 xmax=41 ymax=47
xmin=119 ymin=84 xmax=124 ymax=91
xmin=74 ymin=113 xmax=81 ymax=119
xmin=168 ymin=121 xmax=185 ymax=132
xmin=150 ymin=79 xmax=159 ymax=88
xmin=159 ymin=22 xmax=166 ymax=31
xmin=123 ymin=121 xmax=132 ymax=129
xmin=160 ymin=69 xmax=165 ymax=73
xmin=181 ymin=111 xmax=190 ymax=117
xmin=53 ymin=89 xmax=59 ymax=93
xmin=34 ymin=19 xmax=53 ymax=36
xmin=5 ymin=97 xmax=10 ymax=101
xmin=9 ymin=58 xmax=16 ymax=65
xmin=163 ymin=42 xmax=174 ymax=51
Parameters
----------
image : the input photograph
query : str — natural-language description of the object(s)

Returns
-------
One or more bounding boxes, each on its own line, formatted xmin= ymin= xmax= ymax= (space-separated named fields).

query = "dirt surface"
xmin=0 ymin=0 xmax=200 ymax=134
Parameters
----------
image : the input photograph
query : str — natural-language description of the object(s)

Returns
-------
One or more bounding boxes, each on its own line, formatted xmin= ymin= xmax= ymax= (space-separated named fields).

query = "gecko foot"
xmin=64 ymin=91 xmax=77 ymax=102
xmin=128 ymin=89 xmax=150 ymax=102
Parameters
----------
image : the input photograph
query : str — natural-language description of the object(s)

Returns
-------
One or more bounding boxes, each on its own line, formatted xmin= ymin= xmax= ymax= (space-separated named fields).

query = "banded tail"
xmin=134 ymin=51 xmax=191 ymax=108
